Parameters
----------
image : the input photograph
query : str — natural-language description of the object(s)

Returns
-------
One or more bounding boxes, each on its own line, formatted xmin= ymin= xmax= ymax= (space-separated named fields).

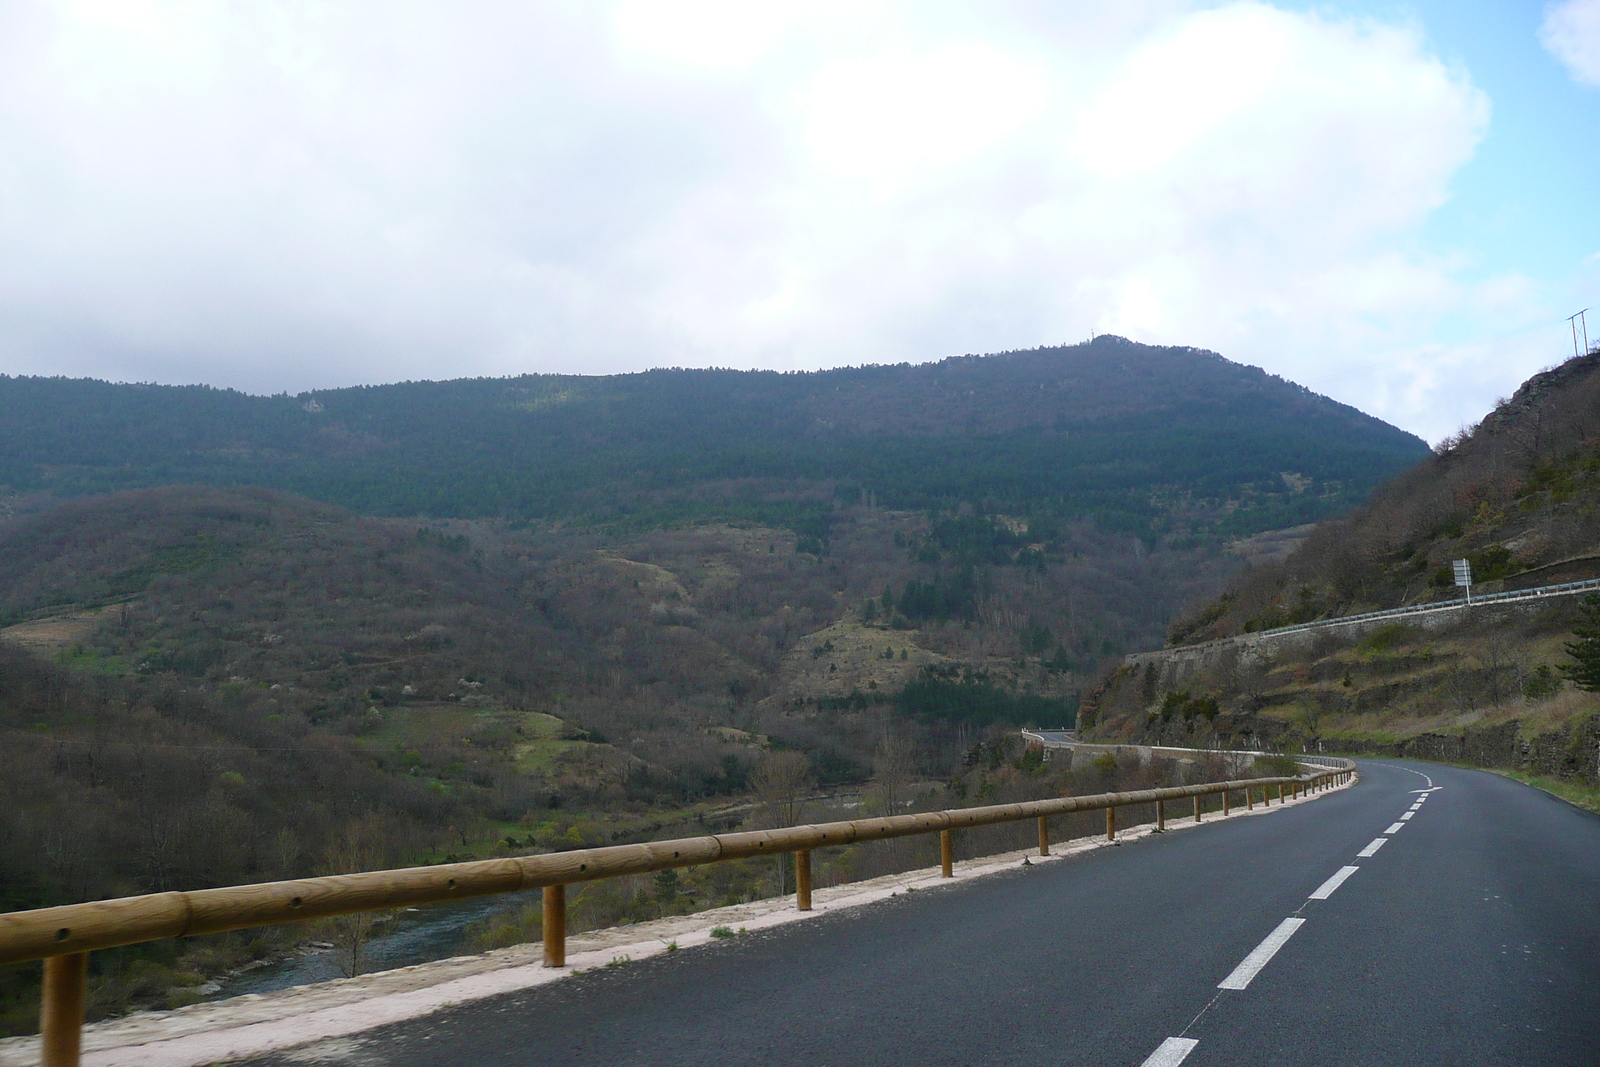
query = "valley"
xmin=0 ymin=337 xmax=1433 ymax=1033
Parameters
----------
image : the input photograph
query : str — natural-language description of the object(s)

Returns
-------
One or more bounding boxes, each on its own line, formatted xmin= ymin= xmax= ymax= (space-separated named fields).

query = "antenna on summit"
xmin=1568 ymin=309 xmax=1590 ymax=360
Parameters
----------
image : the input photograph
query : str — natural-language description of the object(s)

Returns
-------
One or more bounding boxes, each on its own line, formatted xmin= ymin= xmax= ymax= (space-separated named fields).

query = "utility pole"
xmin=1569 ymin=309 xmax=1591 ymax=360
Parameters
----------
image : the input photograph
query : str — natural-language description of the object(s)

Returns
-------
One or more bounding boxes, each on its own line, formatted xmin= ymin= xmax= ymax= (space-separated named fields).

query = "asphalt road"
xmin=241 ymin=761 xmax=1600 ymax=1067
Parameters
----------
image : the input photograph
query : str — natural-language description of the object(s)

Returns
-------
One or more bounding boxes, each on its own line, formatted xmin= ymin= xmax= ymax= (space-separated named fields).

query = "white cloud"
xmin=1542 ymin=0 xmax=1600 ymax=87
xmin=0 ymin=1 xmax=1546 ymax=441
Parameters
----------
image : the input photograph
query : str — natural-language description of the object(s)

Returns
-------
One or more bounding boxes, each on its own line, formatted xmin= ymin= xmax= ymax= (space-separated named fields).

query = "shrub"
xmin=1360 ymin=623 xmax=1416 ymax=653
xmin=1158 ymin=690 xmax=1219 ymax=723
xmin=1254 ymin=754 xmax=1301 ymax=777
xmin=1524 ymin=665 xmax=1562 ymax=702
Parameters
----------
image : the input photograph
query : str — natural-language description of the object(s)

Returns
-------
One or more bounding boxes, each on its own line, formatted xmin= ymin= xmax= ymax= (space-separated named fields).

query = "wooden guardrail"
xmin=2 ymin=763 xmax=1353 ymax=1066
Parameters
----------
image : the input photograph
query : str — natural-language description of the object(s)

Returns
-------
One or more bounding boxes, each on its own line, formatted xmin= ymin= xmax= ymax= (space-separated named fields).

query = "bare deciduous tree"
xmin=751 ymin=751 xmax=813 ymax=830
xmin=750 ymin=752 xmax=813 ymax=895
xmin=321 ymin=813 xmax=390 ymax=978
xmin=871 ymin=731 xmax=915 ymax=816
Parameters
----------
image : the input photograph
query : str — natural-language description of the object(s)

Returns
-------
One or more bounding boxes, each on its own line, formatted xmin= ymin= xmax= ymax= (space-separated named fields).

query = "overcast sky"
xmin=1 ymin=1 xmax=1598 ymax=442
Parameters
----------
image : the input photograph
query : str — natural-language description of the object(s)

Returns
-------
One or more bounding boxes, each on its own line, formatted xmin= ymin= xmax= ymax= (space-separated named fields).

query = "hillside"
xmin=0 ymin=482 xmax=1231 ymax=811
xmin=0 ymin=339 xmax=1434 ymax=1031
xmin=1168 ymin=348 xmax=1600 ymax=643
xmin=0 ymin=337 xmax=1427 ymax=541
xmin=1086 ymin=348 xmax=1600 ymax=785
xmin=0 ymin=483 xmax=1234 ymax=1030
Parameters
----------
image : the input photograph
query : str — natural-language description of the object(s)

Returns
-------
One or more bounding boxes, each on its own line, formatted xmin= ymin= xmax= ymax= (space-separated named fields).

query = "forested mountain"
xmin=0 ymin=336 xmax=1426 ymax=542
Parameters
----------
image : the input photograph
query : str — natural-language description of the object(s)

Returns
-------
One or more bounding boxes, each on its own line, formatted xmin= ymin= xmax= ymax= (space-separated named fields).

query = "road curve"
xmin=238 ymin=761 xmax=1600 ymax=1067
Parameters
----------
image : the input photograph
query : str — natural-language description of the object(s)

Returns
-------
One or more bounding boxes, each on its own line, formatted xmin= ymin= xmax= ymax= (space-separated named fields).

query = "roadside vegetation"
xmin=1486 ymin=768 xmax=1600 ymax=815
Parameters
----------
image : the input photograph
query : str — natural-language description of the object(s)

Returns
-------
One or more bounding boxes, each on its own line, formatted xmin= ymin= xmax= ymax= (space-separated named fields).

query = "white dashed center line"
xmin=1134 ymin=765 xmax=1419 ymax=1065
xmin=1219 ymin=918 xmax=1306 ymax=990
xmin=1139 ymin=1036 xmax=1200 ymax=1066
xmin=1309 ymin=865 xmax=1360 ymax=900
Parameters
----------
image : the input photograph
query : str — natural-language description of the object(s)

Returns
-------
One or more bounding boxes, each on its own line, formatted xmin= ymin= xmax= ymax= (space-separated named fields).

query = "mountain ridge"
xmin=0 ymin=336 xmax=1428 ymax=543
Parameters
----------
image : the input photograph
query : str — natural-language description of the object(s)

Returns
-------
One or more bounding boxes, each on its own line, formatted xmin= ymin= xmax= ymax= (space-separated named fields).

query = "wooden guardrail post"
xmin=40 ymin=951 xmax=87 ymax=1067
xmin=1246 ymin=786 xmax=1253 ymax=810
xmin=1105 ymin=807 xmax=1116 ymax=841
xmin=1037 ymin=816 xmax=1049 ymax=857
xmin=1156 ymin=799 xmax=1165 ymax=831
xmin=542 ymin=885 xmax=566 ymax=967
xmin=940 ymin=830 xmax=953 ymax=877
xmin=796 ymin=850 xmax=812 ymax=911
xmin=1193 ymin=795 xmax=1202 ymax=823
xmin=1223 ymin=789 xmax=1230 ymax=816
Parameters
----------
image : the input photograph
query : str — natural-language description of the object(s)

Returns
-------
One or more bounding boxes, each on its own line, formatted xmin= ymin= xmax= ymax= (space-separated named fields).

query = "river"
xmin=215 ymin=890 xmax=543 ymax=997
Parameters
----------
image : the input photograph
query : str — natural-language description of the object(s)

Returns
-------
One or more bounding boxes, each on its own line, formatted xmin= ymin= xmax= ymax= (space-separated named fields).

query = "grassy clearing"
xmin=53 ymin=643 xmax=135 ymax=675
xmin=511 ymin=711 xmax=590 ymax=775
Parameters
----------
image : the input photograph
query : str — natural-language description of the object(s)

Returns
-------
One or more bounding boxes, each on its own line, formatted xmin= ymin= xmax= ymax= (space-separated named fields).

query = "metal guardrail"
xmin=1149 ymin=576 xmax=1600 ymax=656
xmin=1022 ymin=736 xmax=1355 ymax=775
xmin=3 ymin=761 xmax=1354 ymax=1066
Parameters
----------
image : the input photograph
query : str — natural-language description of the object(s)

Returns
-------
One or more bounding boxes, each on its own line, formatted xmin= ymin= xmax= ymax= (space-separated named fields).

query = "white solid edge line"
xmin=1357 ymin=837 xmax=1388 ymax=857
xmin=1385 ymin=822 xmax=1406 ymax=834
xmin=1140 ymin=1036 xmax=1201 ymax=1067
xmin=1218 ymin=917 xmax=1306 ymax=990
xmin=1309 ymin=865 xmax=1360 ymax=900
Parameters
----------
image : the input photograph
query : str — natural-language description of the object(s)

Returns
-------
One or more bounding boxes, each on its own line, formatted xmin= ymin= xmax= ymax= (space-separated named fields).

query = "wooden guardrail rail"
xmin=2 ymin=763 xmax=1353 ymax=1066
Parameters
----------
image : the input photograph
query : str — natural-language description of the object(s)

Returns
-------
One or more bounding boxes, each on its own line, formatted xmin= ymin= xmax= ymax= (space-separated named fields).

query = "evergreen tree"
xmin=1560 ymin=594 xmax=1600 ymax=692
